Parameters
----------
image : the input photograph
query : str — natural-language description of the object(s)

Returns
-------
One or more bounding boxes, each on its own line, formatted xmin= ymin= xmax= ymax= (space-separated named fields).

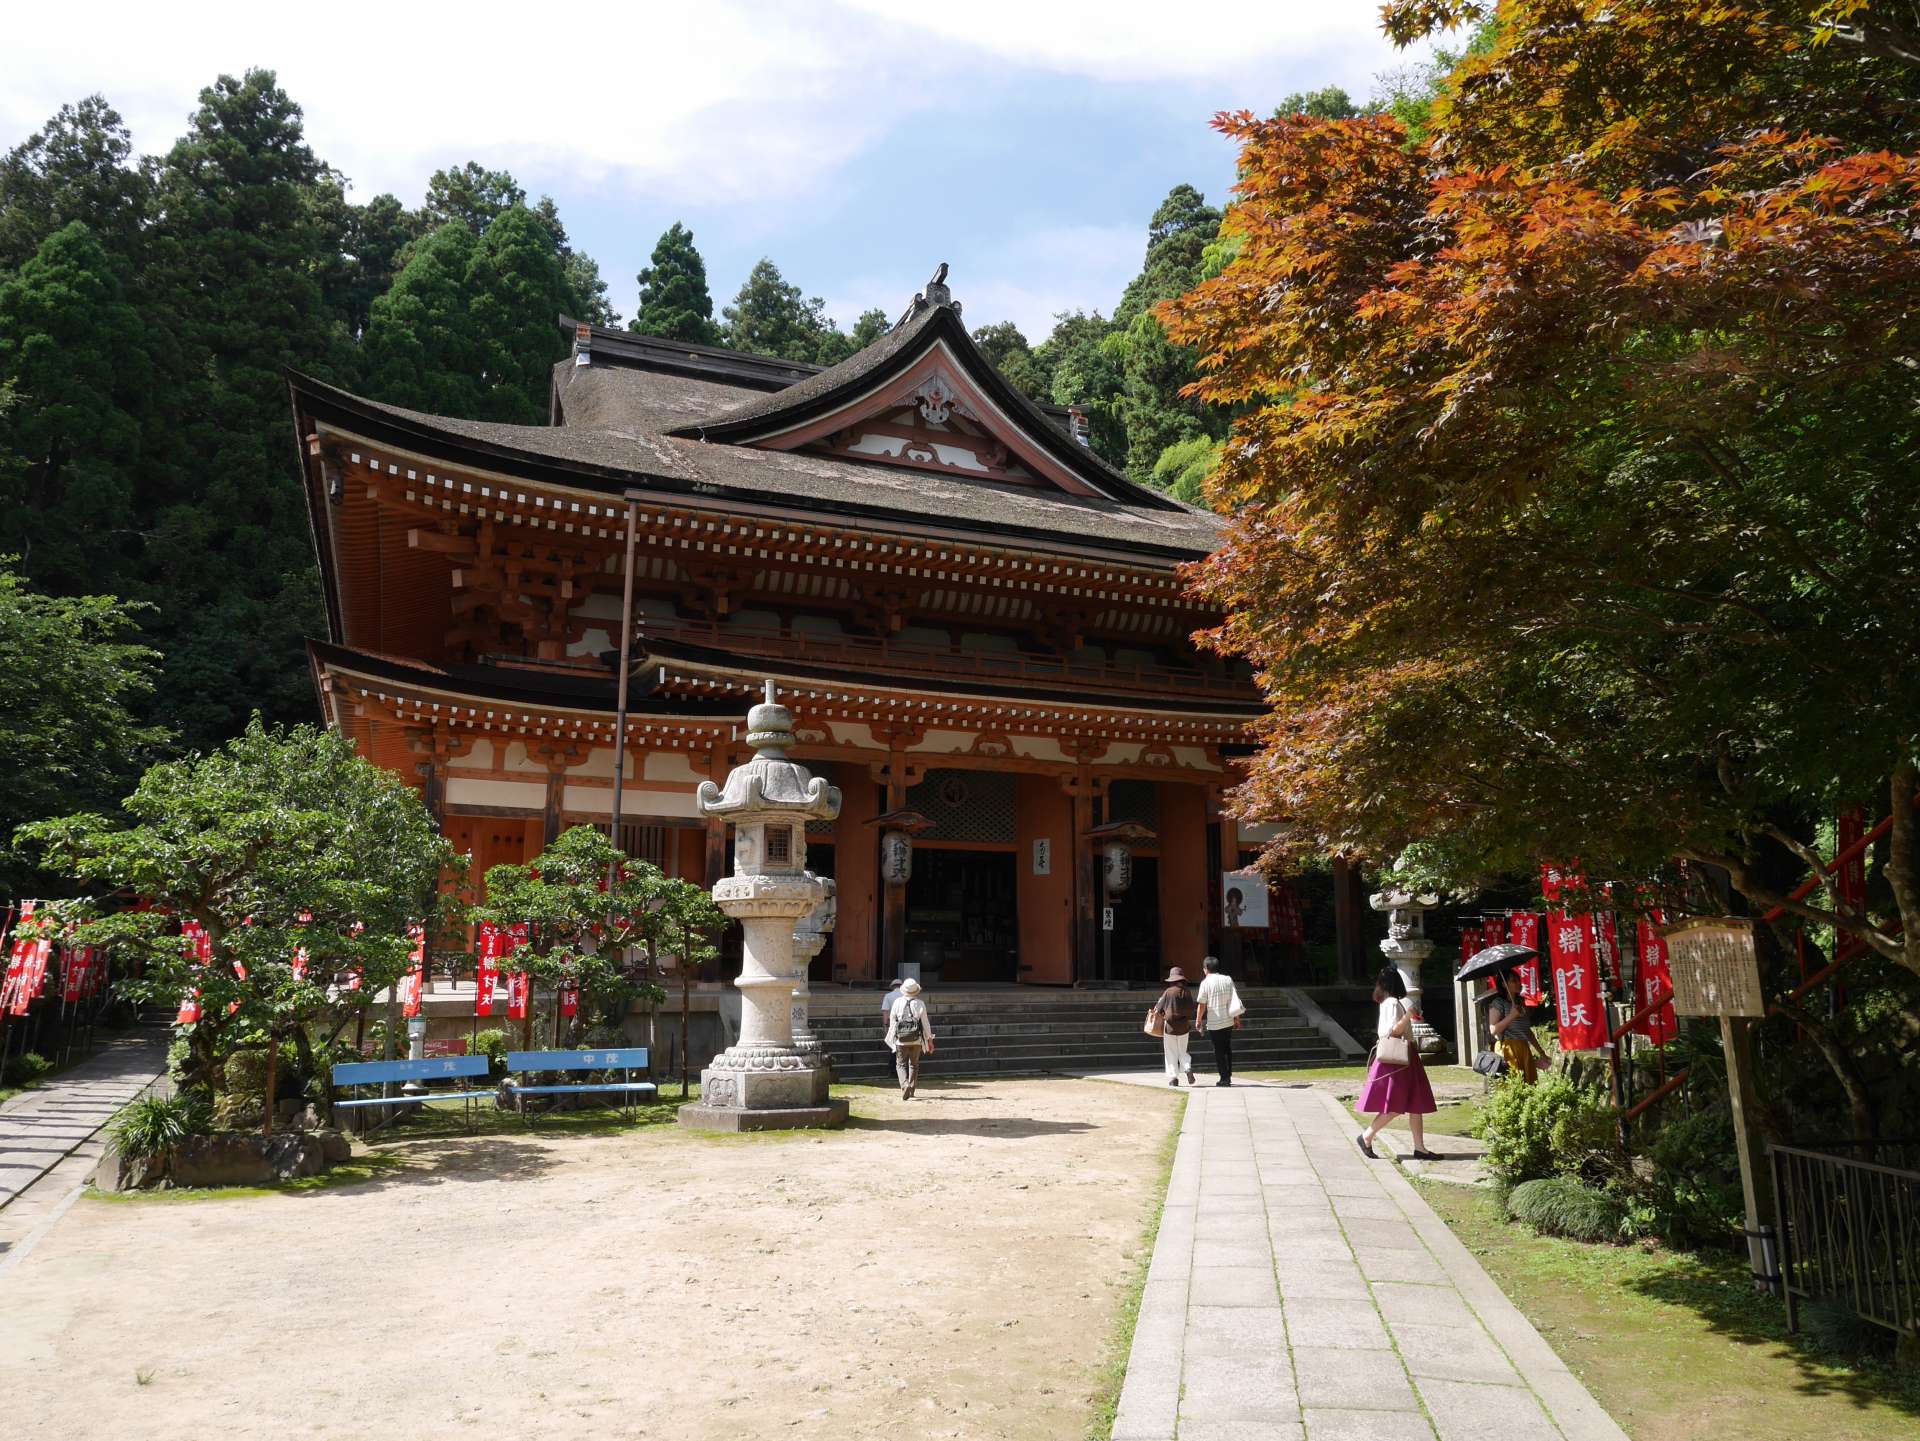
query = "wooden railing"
xmin=643 ymin=615 xmax=1254 ymax=701
xmin=1772 ymin=1140 xmax=1920 ymax=1340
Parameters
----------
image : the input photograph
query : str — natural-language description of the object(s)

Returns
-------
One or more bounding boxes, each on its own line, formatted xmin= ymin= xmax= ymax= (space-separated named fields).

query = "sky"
xmin=2 ymin=1 xmax=1428 ymax=340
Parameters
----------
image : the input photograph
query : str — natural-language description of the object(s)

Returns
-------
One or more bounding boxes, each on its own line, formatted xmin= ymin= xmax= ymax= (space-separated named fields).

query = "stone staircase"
xmin=808 ymin=986 xmax=1348 ymax=1082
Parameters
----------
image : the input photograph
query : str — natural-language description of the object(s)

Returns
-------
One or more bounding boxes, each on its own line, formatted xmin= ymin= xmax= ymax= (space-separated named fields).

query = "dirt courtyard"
xmin=1 ymin=1077 xmax=1180 ymax=1441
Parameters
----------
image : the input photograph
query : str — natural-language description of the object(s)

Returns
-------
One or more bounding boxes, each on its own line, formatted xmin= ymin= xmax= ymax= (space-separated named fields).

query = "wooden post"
xmin=542 ymin=767 xmax=565 ymax=846
xmin=1332 ymin=858 xmax=1369 ymax=984
xmin=1072 ymin=769 xmax=1096 ymax=983
xmin=607 ymin=497 xmax=639 ymax=865
xmin=1721 ymin=1013 xmax=1779 ymax=1291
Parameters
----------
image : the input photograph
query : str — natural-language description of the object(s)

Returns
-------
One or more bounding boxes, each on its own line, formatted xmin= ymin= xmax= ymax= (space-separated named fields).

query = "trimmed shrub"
xmin=1482 ymin=1072 xmax=1620 ymax=1186
xmin=1631 ymin=1107 xmax=1744 ymax=1251
xmin=112 ymin=1093 xmax=207 ymax=1158
xmin=3 ymin=1050 xmax=54 ymax=1087
xmin=1506 ymin=1176 xmax=1627 ymax=1243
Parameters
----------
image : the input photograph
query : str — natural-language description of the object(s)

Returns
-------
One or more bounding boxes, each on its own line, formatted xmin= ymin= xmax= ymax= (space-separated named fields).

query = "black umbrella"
xmin=1455 ymin=942 xmax=1538 ymax=985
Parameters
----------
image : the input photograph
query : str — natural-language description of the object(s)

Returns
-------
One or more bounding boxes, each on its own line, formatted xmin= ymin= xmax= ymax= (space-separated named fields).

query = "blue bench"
xmin=503 ymin=1048 xmax=656 ymax=1118
xmin=331 ymin=1055 xmax=495 ymax=1132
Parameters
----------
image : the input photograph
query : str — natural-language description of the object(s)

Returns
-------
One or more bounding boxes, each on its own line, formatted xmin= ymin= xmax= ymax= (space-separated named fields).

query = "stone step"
xmin=808 ymin=1018 xmax=1322 ymax=1041
xmin=825 ymin=1046 xmax=1342 ymax=1080
xmin=821 ymin=1037 xmax=1341 ymax=1070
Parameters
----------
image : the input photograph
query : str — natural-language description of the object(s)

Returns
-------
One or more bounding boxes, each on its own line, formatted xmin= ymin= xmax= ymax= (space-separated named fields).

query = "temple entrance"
xmin=1107 ymin=856 xmax=1163 ymax=985
xmin=905 ymin=848 xmax=1019 ymax=984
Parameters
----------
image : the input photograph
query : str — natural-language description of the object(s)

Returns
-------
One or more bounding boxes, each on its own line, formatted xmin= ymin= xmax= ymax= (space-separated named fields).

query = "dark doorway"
xmin=1107 ymin=856 xmax=1163 ymax=984
xmin=905 ymin=849 xmax=1018 ymax=983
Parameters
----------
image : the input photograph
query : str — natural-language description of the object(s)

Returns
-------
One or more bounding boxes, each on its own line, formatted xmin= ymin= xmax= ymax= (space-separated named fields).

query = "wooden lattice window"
xmin=618 ymin=822 xmax=670 ymax=870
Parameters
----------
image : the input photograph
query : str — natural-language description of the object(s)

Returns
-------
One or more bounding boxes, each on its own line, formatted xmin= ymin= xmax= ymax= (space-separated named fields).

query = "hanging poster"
xmin=1547 ymin=909 xmax=1609 ymax=1051
xmin=1221 ymin=868 xmax=1270 ymax=929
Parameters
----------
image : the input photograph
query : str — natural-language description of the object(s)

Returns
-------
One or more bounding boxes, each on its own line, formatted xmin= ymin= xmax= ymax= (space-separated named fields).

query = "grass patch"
xmin=1417 ymin=1178 xmax=1920 ymax=1440
xmin=1088 ymin=1089 xmax=1185 ymax=1440
xmin=89 ymin=1152 xmax=412 ymax=1204
xmin=1385 ymin=1098 xmax=1483 ymax=1137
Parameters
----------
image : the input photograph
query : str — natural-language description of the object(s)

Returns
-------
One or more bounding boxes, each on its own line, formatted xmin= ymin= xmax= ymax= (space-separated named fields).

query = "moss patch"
xmin=1418 ymin=1179 xmax=1920 ymax=1440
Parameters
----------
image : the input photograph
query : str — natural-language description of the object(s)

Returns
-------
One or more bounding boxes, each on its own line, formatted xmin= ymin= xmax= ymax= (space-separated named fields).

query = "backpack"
xmin=892 ymin=999 xmax=924 ymax=1045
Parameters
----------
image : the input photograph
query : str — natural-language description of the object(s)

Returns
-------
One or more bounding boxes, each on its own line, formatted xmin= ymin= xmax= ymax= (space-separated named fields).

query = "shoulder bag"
xmin=1143 ymin=1000 xmax=1165 ymax=1037
xmin=1375 ymin=1000 xmax=1414 ymax=1067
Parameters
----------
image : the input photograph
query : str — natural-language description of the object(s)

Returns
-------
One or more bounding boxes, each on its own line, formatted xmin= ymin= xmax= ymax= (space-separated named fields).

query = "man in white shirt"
xmin=1193 ymin=955 xmax=1242 ymax=1087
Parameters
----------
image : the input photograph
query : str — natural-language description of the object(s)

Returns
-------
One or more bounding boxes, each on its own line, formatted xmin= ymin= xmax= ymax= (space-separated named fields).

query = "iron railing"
xmin=1771 ymin=1140 xmax=1920 ymax=1339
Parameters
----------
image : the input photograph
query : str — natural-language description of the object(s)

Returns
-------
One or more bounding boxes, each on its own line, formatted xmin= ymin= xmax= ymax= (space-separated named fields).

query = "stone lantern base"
xmin=677 ymin=1058 xmax=847 ymax=1131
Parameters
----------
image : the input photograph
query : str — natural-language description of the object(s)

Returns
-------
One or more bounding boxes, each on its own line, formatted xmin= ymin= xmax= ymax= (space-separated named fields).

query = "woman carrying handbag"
xmin=1145 ymin=968 xmax=1198 ymax=1086
xmin=1356 ymin=965 xmax=1438 ymax=1160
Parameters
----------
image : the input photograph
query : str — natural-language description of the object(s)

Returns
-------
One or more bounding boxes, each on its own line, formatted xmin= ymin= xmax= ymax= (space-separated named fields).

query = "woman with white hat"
xmin=883 ymin=976 xmax=936 ymax=1099
xmin=1148 ymin=968 xmax=1199 ymax=1086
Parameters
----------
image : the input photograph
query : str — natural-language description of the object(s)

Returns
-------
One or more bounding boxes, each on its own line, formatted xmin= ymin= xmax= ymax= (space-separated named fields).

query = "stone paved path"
xmin=0 ymin=1035 xmax=166 ymax=1269
xmin=1111 ymin=1081 xmax=1626 ymax=1441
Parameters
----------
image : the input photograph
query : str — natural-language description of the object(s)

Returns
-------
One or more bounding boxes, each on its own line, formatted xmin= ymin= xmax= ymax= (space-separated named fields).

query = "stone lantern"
xmin=1369 ymin=888 xmax=1449 ymax=1060
xmin=679 ymin=682 xmax=846 ymax=1131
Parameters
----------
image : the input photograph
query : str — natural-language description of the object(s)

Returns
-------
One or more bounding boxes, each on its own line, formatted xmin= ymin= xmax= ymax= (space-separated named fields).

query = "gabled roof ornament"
xmin=895 ymin=261 xmax=959 ymax=330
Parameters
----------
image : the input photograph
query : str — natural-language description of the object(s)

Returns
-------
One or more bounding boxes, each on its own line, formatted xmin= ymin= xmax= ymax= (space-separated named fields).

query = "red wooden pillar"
xmin=1156 ymin=782 xmax=1210 ymax=974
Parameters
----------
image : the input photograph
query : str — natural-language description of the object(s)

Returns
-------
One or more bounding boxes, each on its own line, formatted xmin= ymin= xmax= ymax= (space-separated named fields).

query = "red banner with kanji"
xmin=506 ymin=968 xmax=531 ymax=1020
xmin=1507 ymin=913 xmax=1545 ymax=1003
xmin=400 ymin=925 xmax=427 ymax=1018
xmin=1271 ymin=877 xmax=1304 ymax=945
xmin=3 ymin=904 xmax=49 ymax=1015
xmin=475 ymin=922 xmax=503 ymax=1017
xmin=559 ymin=979 xmax=579 ymax=1017
xmin=1633 ymin=913 xmax=1679 ymax=1045
xmin=174 ymin=918 xmax=211 ymax=1024
xmin=60 ymin=946 xmax=94 ymax=1003
xmin=1547 ymin=910 xmax=1609 ymax=1051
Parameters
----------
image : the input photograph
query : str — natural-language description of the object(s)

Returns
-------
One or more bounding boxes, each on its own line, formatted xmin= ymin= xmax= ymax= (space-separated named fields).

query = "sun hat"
xmin=1164 ymin=967 xmax=1188 ymax=983
xmin=900 ymin=977 xmax=923 ymax=996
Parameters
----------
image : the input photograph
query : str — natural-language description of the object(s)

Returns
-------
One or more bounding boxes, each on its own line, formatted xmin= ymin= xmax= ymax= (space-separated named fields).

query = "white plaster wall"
xmin=498 ymin=742 xmax=541 ymax=774
xmin=445 ymin=777 xmax=545 ymax=810
xmin=910 ymin=728 xmax=977 ymax=755
xmin=828 ymin=721 xmax=875 ymax=748
xmin=644 ymin=752 xmax=704 ymax=784
xmin=1014 ymin=736 xmax=1069 ymax=763
xmin=1172 ymin=746 xmax=1221 ymax=771
xmin=563 ymin=784 xmax=701 ymax=819
xmin=1096 ymin=742 xmax=1145 ymax=766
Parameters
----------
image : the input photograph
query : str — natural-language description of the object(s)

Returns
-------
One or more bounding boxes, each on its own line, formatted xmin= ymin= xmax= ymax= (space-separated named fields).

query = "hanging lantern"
xmin=1088 ymin=819 xmax=1156 ymax=897
xmin=868 ymin=809 xmax=935 ymax=887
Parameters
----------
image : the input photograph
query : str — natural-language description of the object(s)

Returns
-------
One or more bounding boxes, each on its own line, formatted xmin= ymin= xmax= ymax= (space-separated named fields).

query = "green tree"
xmin=722 ymin=258 xmax=847 ymax=364
xmin=1149 ymin=436 xmax=1220 ymax=507
xmin=337 ymin=193 xmax=421 ymax=337
xmin=360 ymin=222 xmax=485 ymax=416
xmin=0 ymin=96 xmax=152 ymax=274
xmin=472 ymin=825 xmax=676 ymax=1046
xmin=420 ymin=161 xmax=524 ymax=234
xmin=845 ymin=306 xmax=891 ymax=353
xmin=970 ymin=320 xmax=1048 ymax=401
xmin=0 ymin=223 xmax=150 ymax=593
xmin=463 ymin=205 xmax=576 ymax=423
xmin=140 ymin=70 xmax=351 ymax=749
xmin=1033 ymin=310 xmax=1125 ymax=463
xmin=0 ymin=560 xmax=165 ymax=896
xmin=1275 ymin=85 xmax=1364 ymax=121
xmin=629 ymin=222 xmax=721 ymax=344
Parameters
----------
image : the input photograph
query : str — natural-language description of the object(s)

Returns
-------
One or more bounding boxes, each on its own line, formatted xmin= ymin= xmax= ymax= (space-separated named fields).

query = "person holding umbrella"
xmin=1487 ymin=969 xmax=1549 ymax=1083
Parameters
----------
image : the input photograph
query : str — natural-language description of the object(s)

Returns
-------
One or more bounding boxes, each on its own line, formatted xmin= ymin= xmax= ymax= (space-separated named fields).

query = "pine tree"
xmin=421 ymin=162 xmax=524 ymax=234
xmin=0 ymin=222 xmax=148 ymax=592
xmin=629 ymin=223 xmax=720 ymax=345
xmin=464 ymin=205 xmax=575 ymax=423
xmin=0 ymin=96 xmax=152 ymax=274
xmin=140 ymin=69 xmax=350 ymax=747
xmin=722 ymin=258 xmax=845 ymax=364
xmin=338 ymin=193 xmax=421 ymax=337
xmin=360 ymin=222 xmax=485 ymax=417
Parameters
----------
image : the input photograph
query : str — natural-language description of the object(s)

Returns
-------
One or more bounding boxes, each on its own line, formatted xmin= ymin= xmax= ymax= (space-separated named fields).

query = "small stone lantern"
xmin=1369 ymin=887 xmax=1449 ymax=1060
xmin=679 ymin=682 xmax=846 ymax=1131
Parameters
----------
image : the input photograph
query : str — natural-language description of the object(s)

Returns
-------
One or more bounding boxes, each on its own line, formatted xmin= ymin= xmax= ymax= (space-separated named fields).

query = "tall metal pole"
xmin=609 ymin=498 xmax=640 ymax=858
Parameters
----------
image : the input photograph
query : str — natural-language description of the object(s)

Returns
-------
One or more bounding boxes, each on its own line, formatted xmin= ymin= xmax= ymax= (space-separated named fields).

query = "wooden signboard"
xmin=1662 ymin=917 xmax=1765 ymax=1017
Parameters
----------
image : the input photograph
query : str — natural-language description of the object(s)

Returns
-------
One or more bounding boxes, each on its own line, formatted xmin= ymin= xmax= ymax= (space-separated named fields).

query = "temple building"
xmin=292 ymin=269 xmax=1273 ymax=987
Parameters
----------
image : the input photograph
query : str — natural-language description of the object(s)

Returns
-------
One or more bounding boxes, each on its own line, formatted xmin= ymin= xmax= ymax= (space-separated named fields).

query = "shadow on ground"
xmin=1627 ymin=1259 xmax=1920 ymax=1417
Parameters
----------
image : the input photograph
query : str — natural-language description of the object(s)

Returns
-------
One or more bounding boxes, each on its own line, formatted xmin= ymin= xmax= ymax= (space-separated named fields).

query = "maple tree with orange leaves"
xmin=1162 ymin=1 xmax=1920 ymax=987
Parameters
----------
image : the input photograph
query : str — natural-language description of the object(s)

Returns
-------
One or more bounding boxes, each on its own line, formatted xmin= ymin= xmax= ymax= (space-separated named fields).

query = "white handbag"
xmin=1228 ymin=990 xmax=1247 ymax=1021
xmin=1375 ymin=1000 xmax=1413 ymax=1066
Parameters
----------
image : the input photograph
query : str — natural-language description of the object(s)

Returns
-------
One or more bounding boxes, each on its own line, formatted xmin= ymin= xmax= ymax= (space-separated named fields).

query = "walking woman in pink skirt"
xmin=1356 ymin=965 xmax=1439 ymax=1160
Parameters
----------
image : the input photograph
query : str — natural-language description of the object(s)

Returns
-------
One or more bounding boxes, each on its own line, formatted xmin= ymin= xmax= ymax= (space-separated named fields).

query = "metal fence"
xmin=1771 ymin=1140 xmax=1920 ymax=1339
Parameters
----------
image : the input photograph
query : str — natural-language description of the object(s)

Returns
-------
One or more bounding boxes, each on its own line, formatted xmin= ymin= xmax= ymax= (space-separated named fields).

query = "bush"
xmin=1630 ymin=1107 xmax=1744 ymax=1251
xmin=111 ymin=1093 xmax=207 ymax=1158
xmin=473 ymin=1028 xmax=510 ymax=1076
xmin=3 ymin=1050 xmax=54 ymax=1087
xmin=1482 ymin=1072 xmax=1619 ymax=1187
xmin=1507 ymin=1176 xmax=1627 ymax=1243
